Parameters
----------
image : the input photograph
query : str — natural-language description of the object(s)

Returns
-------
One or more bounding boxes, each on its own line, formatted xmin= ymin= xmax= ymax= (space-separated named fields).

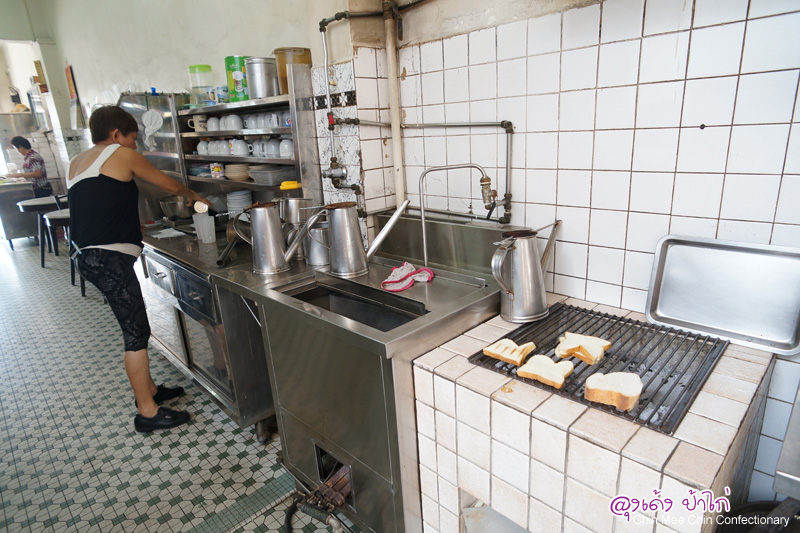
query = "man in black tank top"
xmin=70 ymin=106 xmax=210 ymax=433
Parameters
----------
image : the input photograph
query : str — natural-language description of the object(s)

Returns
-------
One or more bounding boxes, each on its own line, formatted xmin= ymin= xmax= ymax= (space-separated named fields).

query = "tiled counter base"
xmin=413 ymin=297 xmax=773 ymax=533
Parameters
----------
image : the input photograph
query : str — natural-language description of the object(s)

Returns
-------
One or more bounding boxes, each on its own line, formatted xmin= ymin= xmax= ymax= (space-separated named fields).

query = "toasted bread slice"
xmin=483 ymin=338 xmax=536 ymax=366
xmin=555 ymin=332 xmax=611 ymax=365
xmin=517 ymin=355 xmax=574 ymax=389
xmin=584 ymin=372 xmax=643 ymax=411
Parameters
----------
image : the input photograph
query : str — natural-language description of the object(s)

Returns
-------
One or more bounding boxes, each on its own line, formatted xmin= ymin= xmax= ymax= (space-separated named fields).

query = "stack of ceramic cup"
xmin=226 ymin=190 xmax=253 ymax=222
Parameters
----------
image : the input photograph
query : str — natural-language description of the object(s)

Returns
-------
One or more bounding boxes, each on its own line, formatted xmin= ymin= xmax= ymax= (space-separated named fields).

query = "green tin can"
xmin=225 ymin=56 xmax=249 ymax=102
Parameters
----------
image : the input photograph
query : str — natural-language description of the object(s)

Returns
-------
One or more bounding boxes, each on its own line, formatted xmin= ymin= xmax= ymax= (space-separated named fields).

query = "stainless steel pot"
xmin=244 ymin=57 xmax=279 ymax=99
xmin=159 ymin=196 xmax=192 ymax=219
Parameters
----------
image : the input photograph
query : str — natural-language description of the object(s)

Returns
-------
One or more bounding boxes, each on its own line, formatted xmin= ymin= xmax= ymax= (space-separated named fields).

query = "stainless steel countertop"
xmin=142 ymin=228 xmax=501 ymax=361
xmin=775 ymin=384 xmax=800 ymax=499
xmin=142 ymin=227 xmax=321 ymax=296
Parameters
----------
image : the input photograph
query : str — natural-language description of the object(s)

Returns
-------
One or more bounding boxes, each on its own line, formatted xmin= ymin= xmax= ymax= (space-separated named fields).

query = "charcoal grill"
xmin=468 ymin=302 xmax=729 ymax=434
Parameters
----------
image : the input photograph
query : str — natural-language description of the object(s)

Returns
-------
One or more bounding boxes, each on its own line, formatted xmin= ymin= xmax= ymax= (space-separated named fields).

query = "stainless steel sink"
xmin=258 ymin=260 xmax=499 ymax=533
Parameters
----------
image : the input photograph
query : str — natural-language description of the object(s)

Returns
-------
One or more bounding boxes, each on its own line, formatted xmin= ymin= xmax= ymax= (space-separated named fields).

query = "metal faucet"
xmin=418 ymin=164 xmax=494 ymax=266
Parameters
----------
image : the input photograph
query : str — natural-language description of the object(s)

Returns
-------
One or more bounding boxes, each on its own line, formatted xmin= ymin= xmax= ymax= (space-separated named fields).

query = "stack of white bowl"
xmin=225 ymin=163 xmax=250 ymax=181
xmin=226 ymin=190 xmax=253 ymax=222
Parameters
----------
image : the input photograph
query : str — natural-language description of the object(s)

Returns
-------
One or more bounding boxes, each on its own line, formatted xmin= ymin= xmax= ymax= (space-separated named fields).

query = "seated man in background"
xmin=3 ymin=136 xmax=52 ymax=197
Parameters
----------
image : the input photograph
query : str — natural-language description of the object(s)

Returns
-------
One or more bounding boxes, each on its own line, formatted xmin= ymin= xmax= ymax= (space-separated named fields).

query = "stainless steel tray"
xmin=646 ymin=235 xmax=800 ymax=357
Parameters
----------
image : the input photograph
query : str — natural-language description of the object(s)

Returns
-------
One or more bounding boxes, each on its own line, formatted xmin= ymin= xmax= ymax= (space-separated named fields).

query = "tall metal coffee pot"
xmin=491 ymin=228 xmax=557 ymax=323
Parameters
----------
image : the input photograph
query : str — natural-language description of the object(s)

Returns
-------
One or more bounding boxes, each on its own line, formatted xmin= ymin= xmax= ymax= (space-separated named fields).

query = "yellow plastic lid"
xmin=280 ymin=180 xmax=301 ymax=190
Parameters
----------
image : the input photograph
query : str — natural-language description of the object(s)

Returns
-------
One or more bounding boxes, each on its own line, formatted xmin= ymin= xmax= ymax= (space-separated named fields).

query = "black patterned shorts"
xmin=76 ymin=248 xmax=151 ymax=352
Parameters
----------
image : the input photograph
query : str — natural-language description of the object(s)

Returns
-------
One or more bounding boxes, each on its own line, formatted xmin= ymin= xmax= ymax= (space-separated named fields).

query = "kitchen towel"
xmin=381 ymin=262 xmax=434 ymax=292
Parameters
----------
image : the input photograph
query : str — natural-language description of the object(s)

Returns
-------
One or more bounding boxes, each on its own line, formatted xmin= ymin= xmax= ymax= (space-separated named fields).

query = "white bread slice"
xmin=555 ymin=332 xmax=611 ymax=365
xmin=483 ymin=339 xmax=536 ymax=366
xmin=517 ymin=355 xmax=574 ymax=389
xmin=584 ymin=372 xmax=643 ymax=411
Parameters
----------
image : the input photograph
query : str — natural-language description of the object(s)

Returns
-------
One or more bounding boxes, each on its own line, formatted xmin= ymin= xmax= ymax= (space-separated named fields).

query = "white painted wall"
xmin=39 ymin=0 xmax=351 ymax=110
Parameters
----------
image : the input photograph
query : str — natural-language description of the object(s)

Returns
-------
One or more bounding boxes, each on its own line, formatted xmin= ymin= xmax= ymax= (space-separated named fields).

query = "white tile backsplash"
xmin=632 ymin=128 xmax=679 ymax=172
xmin=686 ymin=23 xmax=745 ymax=78
xmin=681 ymin=76 xmax=738 ymax=126
xmin=639 ymin=32 xmax=690 ymax=83
xmin=672 ymin=173 xmax=724 ymax=218
xmin=676 ymin=126 xmax=731 ymax=173
xmin=740 ymin=12 xmax=800 ymax=73
xmin=719 ymin=174 xmax=782 ymax=222
xmin=562 ymin=4 xmax=601 ymax=50
xmin=626 ymin=213 xmax=670 ymax=252
xmin=629 ymin=172 xmax=674 ymax=214
xmin=693 ymin=0 xmax=749 ymax=27
xmin=601 ymin=0 xmax=645 ymax=43
xmin=598 ymin=40 xmax=641 ymax=87
xmin=589 ymin=209 xmax=629 ymax=248
xmin=734 ymin=70 xmax=799 ymax=125
xmin=727 ymin=124 xmax=791 ymax=174
xmin=561 ymin=47 xmax=599 ymax=91
xmin=497 ymin=20 xmax=528 ymax=60
xmin=348 ymin=6 xmax=800 ymax=401
xmin=596 ymin=86 xmax=637 ymax=129
xmin=528 ymin=13 xmax=562 ymax=56
xmin=469 ymin=27 xmax=497 ymax=65
xmin=644 ymin=0 xmax=694 ymax=35
xmin=635 ymin=81 xmax=684 ymax=128
xmin=492 ymin=440 xmax=530 ymax=492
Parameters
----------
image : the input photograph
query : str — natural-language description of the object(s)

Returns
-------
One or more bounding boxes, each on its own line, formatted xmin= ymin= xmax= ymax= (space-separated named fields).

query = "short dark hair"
xmin=89 ymin=105 xmax=139 ymax=144
xmin=10 ymin=136 xmax=31 ymax=150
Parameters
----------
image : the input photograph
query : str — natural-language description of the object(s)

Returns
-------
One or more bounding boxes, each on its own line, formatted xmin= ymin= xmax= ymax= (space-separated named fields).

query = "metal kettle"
xmin=491 ymin=224 xmax=559 ymax=323
xmin=233 ymin=202 xmax=301 ymax=275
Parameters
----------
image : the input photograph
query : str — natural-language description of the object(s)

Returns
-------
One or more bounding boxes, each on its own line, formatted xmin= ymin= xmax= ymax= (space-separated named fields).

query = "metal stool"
xmin=17 ymin=195 xmax=68 ymax=267
xmin=43 ymin=208 xmax=86 ymax=297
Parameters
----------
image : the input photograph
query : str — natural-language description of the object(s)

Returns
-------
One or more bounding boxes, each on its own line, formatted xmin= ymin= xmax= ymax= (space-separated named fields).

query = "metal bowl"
xmin=159 ymin=196 xmax=192 ymax=219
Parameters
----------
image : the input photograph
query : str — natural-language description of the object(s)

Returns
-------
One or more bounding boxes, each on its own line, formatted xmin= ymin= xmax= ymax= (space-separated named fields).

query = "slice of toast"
xmin=517 ymin=355 xmax=574 ymax=389
xmin=555 ymin=332 xmax=611 ymax=365
xmin=483 ymin=338 xmax=536 ymax=366
xmin=584 ymin=372 xmax=643 ymax=411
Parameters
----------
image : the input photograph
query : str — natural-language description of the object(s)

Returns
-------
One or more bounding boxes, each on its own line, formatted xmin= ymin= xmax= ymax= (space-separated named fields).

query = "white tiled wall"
xmin=749 ymin=354 xmax=800 ymax=501
xmin=323 ymin=0 xmax=800 ymax=313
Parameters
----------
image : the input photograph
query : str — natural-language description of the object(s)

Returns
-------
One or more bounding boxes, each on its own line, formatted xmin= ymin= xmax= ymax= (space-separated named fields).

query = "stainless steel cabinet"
xmin=138 ymin=248 xmax=274 ymax=440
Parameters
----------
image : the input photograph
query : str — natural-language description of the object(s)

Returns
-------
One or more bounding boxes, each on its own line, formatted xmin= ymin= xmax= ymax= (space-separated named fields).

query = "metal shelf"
xmin=184 ymin=155 xmax=295 ymax=165
xmin=181 ymin=128 xmax=292 ymax=138
xmin=187 ymin=176 xmax=279 ymax=190
xmin=178 ymin=95 xmax=290 ymax=116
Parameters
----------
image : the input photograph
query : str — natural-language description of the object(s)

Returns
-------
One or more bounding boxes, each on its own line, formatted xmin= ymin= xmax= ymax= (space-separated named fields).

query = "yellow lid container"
xmin=273 ymin=48 xmax=312 ymax=94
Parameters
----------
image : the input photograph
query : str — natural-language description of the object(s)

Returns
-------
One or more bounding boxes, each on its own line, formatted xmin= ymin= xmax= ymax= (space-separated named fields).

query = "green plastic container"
xmin=225 ymin=56 xmax=249 ymax=102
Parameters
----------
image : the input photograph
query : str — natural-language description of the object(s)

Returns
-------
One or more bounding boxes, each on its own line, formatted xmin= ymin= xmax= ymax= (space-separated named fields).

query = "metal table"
xmin=17 ymin=195 xmax=67 ymax=267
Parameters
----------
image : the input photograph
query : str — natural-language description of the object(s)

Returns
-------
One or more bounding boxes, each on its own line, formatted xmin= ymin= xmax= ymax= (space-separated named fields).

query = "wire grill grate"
xmin=467 ymin=302 xmax=729 ymax=434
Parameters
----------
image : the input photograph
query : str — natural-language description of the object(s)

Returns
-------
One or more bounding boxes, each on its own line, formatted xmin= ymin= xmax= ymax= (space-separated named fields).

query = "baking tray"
xmin=646 ymin=235 xmax=800 ymax=357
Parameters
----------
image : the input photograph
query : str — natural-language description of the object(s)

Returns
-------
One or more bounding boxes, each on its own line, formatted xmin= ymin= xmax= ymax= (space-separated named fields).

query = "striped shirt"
xmin=23 ymin=150 xmax=48 ymax=190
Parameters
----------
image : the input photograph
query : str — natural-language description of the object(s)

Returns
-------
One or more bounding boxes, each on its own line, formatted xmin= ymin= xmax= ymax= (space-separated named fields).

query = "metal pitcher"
xmin=491 ymin=229 xmax=550 ymax=323
xmin=303 ymin=222 xmax=330 ymax=266
xmin=293 ymin=200 xmax=410 ymax=278
xmin=233 ymin=203 xmax=291 ymax=274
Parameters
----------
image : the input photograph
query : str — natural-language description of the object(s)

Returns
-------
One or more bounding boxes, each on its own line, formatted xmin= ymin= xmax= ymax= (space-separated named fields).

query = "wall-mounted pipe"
xmin=384 ymin=1 xmax=407 ymax=203
xmin=336 ymin=117 xmax=515 ymax=223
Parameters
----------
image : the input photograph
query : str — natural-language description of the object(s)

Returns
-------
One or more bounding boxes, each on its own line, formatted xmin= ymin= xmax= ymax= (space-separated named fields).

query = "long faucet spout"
xmin=419 ymin=164 xmax=489 ymax=266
